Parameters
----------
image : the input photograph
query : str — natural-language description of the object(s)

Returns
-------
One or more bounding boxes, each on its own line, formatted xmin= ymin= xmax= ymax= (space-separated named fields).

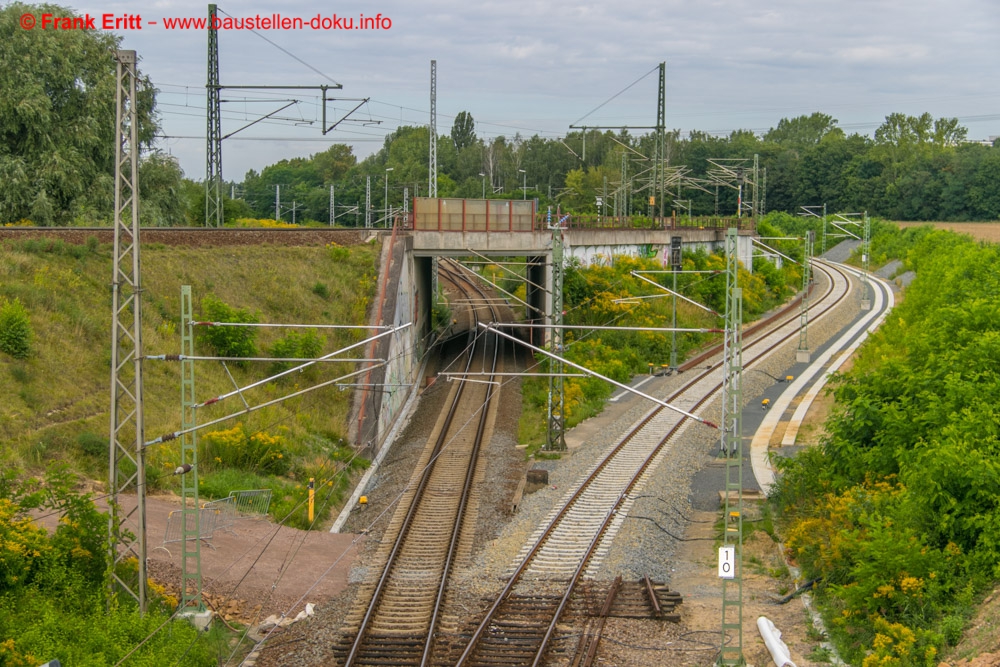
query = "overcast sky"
xmin=67 ymin=0 xmax=1000 ymax=181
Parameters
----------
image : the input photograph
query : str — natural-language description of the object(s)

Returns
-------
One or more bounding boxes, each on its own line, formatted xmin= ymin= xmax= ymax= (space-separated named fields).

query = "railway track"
xmin=452 ymin=260 xmax=855 ymax=666
xmin=334 ymin=261 xmax=506 ymax=666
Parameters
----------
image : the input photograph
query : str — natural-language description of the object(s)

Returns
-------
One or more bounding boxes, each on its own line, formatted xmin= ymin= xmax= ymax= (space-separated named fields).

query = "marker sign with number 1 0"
xmin=718 ymin=546 xmax=735 ymax=579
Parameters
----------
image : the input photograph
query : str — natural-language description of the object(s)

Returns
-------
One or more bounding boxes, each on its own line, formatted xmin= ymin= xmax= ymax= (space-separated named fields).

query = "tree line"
xmin=2 ymin=2 xmax=998 ymax=226
xmin=236 ymin=111 xmax=999 ymax=225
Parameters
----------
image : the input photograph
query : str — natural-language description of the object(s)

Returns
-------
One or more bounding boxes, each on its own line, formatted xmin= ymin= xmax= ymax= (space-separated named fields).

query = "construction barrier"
xmin=228 ymin=488 xmax=272 ymax=519
xmin=162 ymin=490 xmax=269 ymax=547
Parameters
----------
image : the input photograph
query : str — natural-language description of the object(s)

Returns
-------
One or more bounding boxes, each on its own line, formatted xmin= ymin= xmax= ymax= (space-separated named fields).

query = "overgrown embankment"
xmin=773 ymin=226 xmax=1000 ymax=665
xmin=0 ymin=237 xmax=379 ymax=527
xmin=519 ymin=217 xmax=804 ymax=449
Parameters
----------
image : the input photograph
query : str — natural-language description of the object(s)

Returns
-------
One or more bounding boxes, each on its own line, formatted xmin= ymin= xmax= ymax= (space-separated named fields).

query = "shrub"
xmin=311 ymin=282 xmax=330 ymax=299
xmin=940 ymin=614 xmax=964 ymax=646
xmin=75 ymin=432 xmax=106 ymax=459
xmin=200 ymin=424 xmax=289 ymax=475
xmin=270 ymin=330 xmax=325 ymax=375
xmin=0 ymin=498 xmax=51 ymax=588
xmin=0 ymin=298 xmax=32 ymax=359
xmin=197 ymin=294 xmax=258 ymax=362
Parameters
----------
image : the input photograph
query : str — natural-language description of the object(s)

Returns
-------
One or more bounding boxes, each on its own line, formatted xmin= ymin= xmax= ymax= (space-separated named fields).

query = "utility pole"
xmin=365 ymin=175 xmax=372 ymax=229
xmin=329 ymin=185 xmax=335 ymax=226
xmin=178 ymin=286 xmax=203 ymax=614
xmin=860 ymin=212 xmax=871 ymax=310
xmin=275 ymin=184 xmax=280 ymax=221
xmin=429 ymin=60 xmax=439 ymax=303
xmin=797 ymin=231 xmax=814 ymax=363
xmin=822 ymin=203 xmax=827 ymax=255
xmin=428 ymin=60 xmax=437 ymax=198
xmin=546 ymin=208 xmax=566 ymax=451
xmin=760 ymin=167 xmax=767 ymax=217
xmin=718 ymin=226 xmax=745 ymax=665
xmin=109 ymin=48 xmax=147 ymax=613
xmin=205 ymin=4 xmax=222 ymax=227
xmin=567 ymin=62 xmax=664 ymax=225
xmin=752 ymin=154 xmax=759 ymax=219
xmin=657 ymin=62 xmax=666 ymax=223
xmin=670 ymin=236 xmax=682 ymax=369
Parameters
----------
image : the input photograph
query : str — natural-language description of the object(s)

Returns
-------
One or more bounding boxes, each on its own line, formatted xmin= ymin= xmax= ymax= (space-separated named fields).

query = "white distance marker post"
xmin=718 ymin=546 xmax=735 ymax=579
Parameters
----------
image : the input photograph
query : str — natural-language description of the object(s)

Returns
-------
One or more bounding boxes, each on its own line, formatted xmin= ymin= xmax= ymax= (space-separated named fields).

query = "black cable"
xmin=572 ymin=64 xmax=660 ymax=126
xmin=629 ymin=494 xmax=715 ymax=523
xmin=216 ymin=8 xmax=340 ymax=86
xmin=624 ymin=515 xmax=715 ymax=541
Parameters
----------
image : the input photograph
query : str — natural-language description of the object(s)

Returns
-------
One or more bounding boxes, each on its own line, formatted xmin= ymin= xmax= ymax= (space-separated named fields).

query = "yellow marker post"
xmin=308 ymin=478 xmax=315 ymax=523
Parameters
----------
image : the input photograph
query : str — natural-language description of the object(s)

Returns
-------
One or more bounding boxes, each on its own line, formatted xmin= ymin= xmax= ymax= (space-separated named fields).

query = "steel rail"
xmin=342 ymin=259 xmax=503 ymax=667
xmin=455 ymin=261 xmax=853 ymax=666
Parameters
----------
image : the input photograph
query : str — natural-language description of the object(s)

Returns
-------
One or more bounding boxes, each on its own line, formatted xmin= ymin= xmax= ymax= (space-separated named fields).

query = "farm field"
xmin=895 ymin=221 xmax=1000 ymax=242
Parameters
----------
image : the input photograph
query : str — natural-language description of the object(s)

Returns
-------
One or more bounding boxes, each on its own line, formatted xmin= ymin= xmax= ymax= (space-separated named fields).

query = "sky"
xmin=60 ymin=0 xmax=1000 ymax=181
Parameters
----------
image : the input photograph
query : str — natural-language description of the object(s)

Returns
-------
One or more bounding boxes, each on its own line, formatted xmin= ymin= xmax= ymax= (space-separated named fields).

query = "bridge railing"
xmin=537 ymin=213 xmax=756 ymax=232
xmin=409 ymin=197 xmax=536 ymax=232
xmin=404 ymin=199 xmax=755 ymax=233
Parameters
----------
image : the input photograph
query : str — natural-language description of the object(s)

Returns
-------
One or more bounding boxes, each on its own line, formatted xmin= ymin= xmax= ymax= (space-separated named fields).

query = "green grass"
xmin=0 ymin=238 xmax=379 ymax=528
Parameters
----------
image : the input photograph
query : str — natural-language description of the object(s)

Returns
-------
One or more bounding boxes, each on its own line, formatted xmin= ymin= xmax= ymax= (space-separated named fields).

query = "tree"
xmin=0 ymin=2 xmax=158 ymax=225
xmin=765 ymin=113 xmax=840 ymax=149
xmin=451 ymin=111 xmax=476 ymax=150
xmin=139 ymin=152 xmax=186 ymax=226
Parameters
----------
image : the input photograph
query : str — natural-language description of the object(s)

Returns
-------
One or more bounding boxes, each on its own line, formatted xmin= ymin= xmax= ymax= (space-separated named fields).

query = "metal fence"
xmin=203 ymin=496 xmax=237 ymax=534
xmin=228 ymin=489 xmax=271 ymax=519
xmin=162 ymin=490 xmax=270 ymax=548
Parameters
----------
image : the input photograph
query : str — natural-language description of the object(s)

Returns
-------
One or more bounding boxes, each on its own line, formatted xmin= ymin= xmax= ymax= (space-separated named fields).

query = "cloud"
xmin=836 ymin=44 xmax=930 ymax=65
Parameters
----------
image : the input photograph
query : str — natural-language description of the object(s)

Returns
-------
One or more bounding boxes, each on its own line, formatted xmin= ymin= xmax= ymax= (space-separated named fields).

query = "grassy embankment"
xmin=0 ymin=237 xmax=380 ymax=528
xmin=773 ymin=224 xmax=1000 ymax=664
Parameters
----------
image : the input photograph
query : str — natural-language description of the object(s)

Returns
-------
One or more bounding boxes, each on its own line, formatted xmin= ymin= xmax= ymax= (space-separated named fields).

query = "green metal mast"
xmin=669 ymin=236 xmax=682 ymax=370
xmin=718 ymin=227 xmax=745 ymax=666
xmin=656 ymin=62 xmax=665 ymax=222
xmin=797 ymin=230 xmax=814 ymax=363
xmin=179 ymin=286 xmax=203 ymax=612
xmin=546 ymin=210 xmax=566 ymax=451
xmin=860 ymin=211 xmax=871 ymax=310
xmin=821 ymin=203 xmax=827 ymax=255
xmin=205 ymin=4 xmax=223 ymax=227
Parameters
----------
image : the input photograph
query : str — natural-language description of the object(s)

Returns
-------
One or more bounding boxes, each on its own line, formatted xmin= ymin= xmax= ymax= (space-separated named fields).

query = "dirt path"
xmin=35 ymin=494 xmax=364 ymax=626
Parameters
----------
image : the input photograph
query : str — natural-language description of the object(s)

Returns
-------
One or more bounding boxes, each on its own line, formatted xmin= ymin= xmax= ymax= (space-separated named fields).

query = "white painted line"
xmin=609 ymin=374 xmax=656 ymax=402
xmin=781 ymin=266 xmax=895 ymax=446
xmin=751 ymin=264 xmax=893 ymax=495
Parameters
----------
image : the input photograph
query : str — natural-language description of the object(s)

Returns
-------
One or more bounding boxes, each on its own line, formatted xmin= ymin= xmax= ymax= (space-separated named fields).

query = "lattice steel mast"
xmin=429 ymin=60 xmax=439 ymax=300
xmin=718 ymin=227 xmax=745 ymax=665
xmin=108 ymin=48 xmax=148 ymax=612
xmin=546 ymin=210 xmax=566 ymax=451
xmin=206 ymin=4 xmax=223 ymax=227
xmin=656 ymin=62 xmax=666 ymax=221
xmin=179 ymin=286 xmax=203 ymax=612
xmin=860 ymin=211 xmax=871 ymax=310
xmin=428 ymin=60 xmax=437 ymax=198
xmin=797 ymin=231 xmax=814 ymax=363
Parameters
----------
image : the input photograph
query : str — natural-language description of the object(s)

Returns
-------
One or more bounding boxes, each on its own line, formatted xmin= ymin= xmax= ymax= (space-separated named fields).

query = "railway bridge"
xmin=354 ymin=197 xmax=757 ymax=455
